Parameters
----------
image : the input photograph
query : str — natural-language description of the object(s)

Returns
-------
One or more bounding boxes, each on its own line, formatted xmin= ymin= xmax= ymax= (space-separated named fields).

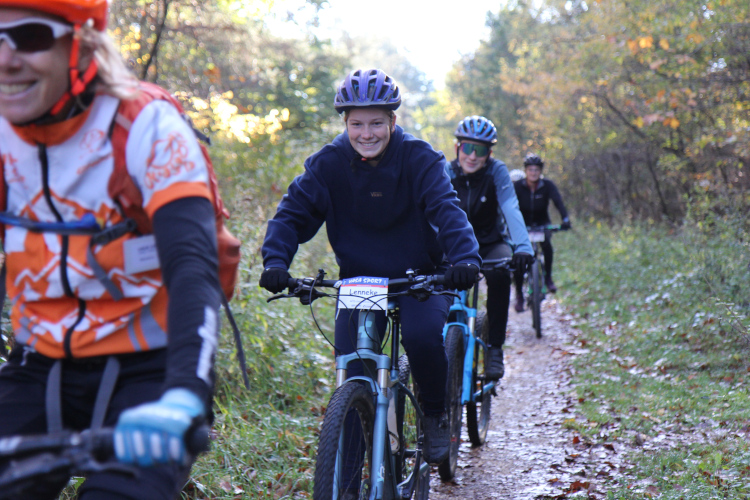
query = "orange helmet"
xmin=0 ymin=0 xmax=108 ymax=30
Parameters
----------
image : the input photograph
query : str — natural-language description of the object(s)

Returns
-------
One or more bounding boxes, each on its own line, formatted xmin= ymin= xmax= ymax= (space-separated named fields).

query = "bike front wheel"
xmin=466 ymin=311 xmax=492 ymax=446
xmin=314 ymin=382 xmax=376 ymax=500
xmin=530 ymin=259 xmax=543 ymax=338
xmin=438 ymin=325 xmax=464 ymax=481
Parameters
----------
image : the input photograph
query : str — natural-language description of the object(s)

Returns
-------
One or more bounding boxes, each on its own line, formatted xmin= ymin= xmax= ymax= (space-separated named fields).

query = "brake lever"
xmin=409 ymin=282 xmax=435 ymax=302
xmin=73 ymin=452 xmax=137 ymax=477
xmin=299 ymin=286 xmax=329 ymax=306
xmin=266 ymin=292 xmax=295 ymax=303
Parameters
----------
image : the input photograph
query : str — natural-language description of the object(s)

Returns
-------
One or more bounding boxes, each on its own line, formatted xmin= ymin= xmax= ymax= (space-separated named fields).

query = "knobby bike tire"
xmin=396 ymin=355 xmax=430 ymax=499
xmin=466 ymin=311 xmax=492 ymax=446
xmin=531 ymin=260 xmax=543 ymax=338
xmin=313 ymin=382 xmax=376 ymax=500
xmin=438 ymin=325 xmax=464 ymax=481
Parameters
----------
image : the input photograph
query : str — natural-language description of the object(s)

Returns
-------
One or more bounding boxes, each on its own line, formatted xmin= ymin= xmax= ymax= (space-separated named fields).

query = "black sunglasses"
xmin=459 ymin=142 xmax=490 ymax=157
xmin=0 ymin=18 xmax=73 ymax=53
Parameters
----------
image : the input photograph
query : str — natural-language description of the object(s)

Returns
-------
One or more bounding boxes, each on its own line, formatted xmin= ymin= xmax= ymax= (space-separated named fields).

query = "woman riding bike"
xmin=513 ymin=153 xmax=571 ymax=311
xmin=259 ymin=69 xmax=481 ymax=477
xmin=446 ymin=116 xmax=533 ymax=380
xmin=0 ymin=1 xmax=222 ymax=498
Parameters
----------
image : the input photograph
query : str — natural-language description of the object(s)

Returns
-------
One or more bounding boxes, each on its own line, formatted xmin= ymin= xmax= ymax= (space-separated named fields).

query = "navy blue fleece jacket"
xmin=262 ymin=126 xmax=480 ymax=279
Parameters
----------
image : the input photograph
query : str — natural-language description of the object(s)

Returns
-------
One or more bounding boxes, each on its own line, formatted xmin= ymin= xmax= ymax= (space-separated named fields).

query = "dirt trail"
xmin=429 ymin=296 xmax=615 ymax=500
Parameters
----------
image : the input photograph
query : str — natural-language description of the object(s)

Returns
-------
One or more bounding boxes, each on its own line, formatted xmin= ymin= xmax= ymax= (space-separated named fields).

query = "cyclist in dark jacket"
xmin=513 ymin=153 xmax=571 ymax=310
xmin=260 ymin=69 xmax=481 ymax=475
xmin=446 ymin=116 xmax=533 ymax=380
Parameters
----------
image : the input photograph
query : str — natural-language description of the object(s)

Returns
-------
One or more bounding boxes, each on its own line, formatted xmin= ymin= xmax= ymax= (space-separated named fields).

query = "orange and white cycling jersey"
xmin=0 ymin=93 xmax=213 ymax=359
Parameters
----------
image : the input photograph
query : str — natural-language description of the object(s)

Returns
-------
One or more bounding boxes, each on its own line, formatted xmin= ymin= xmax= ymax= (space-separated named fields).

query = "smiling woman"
xmin=260 ymin=67 xmax=483 ymax=496
xmin=345 ymin=108 xmax=395 ymax=162
xmin=0 ymin=1 xmax=225 ymax=499
xmin=0 ymin=13 xmax=74 ymax=123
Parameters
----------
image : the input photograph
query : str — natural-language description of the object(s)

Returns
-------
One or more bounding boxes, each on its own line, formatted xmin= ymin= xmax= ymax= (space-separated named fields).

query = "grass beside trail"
xmin=47 ymin=179 xmax=748 ymax=499
xmin=192 ymin=214 xmax=750 ymax=499
xmin=553 ymin=220 xmax=750 ymax=499
xmin=186 ymin=225 xmax=339 ymax=499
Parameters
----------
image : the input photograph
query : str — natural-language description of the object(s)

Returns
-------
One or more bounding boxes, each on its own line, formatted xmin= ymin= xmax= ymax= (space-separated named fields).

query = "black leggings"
xmin=0 ymin=347 xmax=196 ymax=500
xmin=541 ymin=238 xmax=554 ymax=278
xmin=515 ymin=237 xmax=554 ymax=295
xmin=480 ymin=242 xmax=513 ymax=347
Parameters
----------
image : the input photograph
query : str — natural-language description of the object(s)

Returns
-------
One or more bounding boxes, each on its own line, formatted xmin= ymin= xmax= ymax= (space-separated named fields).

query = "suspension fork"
xmin=333 ymin=305 xmax=399 ymax=499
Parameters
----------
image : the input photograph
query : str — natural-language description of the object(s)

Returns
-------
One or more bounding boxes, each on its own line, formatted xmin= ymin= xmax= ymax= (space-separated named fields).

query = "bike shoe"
xmin=422 ymin=412 xmax=450 ymax=465
xmin=486 ymin=346 xmax=505 ymax=380
xmin=545 ymin=276 xmax=558 ymax=293
xmin=514 ymin=294 xmax=524 ymax=313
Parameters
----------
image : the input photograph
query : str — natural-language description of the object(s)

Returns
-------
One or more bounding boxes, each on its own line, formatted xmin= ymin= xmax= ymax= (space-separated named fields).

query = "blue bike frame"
xmin=442 ymin=290 xmax=497 ymax=406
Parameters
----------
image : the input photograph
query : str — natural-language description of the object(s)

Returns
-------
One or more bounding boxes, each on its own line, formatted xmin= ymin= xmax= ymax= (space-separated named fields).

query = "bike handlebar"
xmin=283 ymin=273 xmax=447 ymax=291
xmin=0 ymin=424 xmax=210 ymax=464
xmin=527 ymin=224 xmax=569 ymax=233
xmin=267 ymin=269 xmax=451 ymax=305
xmin=480 ymin=257 xmax=513 ymax=272
xmin=0 ymin=425 xmax=210 ymax=499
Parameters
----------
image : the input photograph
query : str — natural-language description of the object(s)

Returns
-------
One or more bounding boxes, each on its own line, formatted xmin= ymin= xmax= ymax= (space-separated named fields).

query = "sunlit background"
xmin=267 ymin=0 xmax=503 ymax=88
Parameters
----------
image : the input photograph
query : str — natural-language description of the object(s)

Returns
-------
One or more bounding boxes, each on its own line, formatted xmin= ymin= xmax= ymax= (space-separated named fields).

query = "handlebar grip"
xmin=90 ymin=428 xmax=115 ymax=461
xmin=186 ymin=424 xmax=211 ymax=455
xmin=91 ymin=424 xmax=210 ymax=460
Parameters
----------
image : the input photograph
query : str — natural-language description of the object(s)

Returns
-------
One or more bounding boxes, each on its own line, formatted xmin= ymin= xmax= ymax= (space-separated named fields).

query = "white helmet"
xmin=509 ymin=169 xmax=525 ymax=182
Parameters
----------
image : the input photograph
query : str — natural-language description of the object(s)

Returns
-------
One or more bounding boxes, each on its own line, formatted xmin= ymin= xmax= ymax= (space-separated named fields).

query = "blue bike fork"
xmin=334 ymin=309 xmax=393 ymax=500
xmin=471 ymin=334 xmax=497 ymax=400
xmin=443 ymin=291 xmax=496 ymax=405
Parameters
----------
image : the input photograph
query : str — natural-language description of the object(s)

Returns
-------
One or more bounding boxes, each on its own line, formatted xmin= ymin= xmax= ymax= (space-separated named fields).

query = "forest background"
xmin=46 ymin=0 xmax=750 ymax=497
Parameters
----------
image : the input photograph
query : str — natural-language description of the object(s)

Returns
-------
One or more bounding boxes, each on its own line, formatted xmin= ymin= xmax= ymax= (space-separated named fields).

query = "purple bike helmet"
xmin=454 ymin=116 xmax=498 ymax=145
xmin=334 ymin=68 xmax=401 ymax=114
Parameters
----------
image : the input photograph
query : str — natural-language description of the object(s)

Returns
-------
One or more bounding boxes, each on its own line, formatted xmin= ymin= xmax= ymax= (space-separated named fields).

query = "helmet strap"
xmin=49 ymin=25 xmax=99 ymax=116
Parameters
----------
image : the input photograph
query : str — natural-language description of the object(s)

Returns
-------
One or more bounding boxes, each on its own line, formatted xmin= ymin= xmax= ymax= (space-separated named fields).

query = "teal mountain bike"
xmin=269 ymin=269 xmax=455 ymax=500
xmin=439 ymin=258 xmax=512 ymax=481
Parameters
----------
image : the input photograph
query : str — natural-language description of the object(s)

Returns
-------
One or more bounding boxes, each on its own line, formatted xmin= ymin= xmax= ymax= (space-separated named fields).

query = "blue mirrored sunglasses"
xmin=459 ymin=142 xmax=490 ymax=157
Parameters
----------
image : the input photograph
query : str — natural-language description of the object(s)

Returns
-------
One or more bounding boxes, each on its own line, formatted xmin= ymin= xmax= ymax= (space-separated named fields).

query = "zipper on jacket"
xmin=38 ymin=143 xmax=86 ymax=358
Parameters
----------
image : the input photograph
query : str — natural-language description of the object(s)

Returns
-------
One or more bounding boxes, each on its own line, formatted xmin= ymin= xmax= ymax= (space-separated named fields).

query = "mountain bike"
xmin=438 ymin=258 xmax=512 ymax=481
xmin=269 ymin=269 xmax=455 ymax=500
xmin=525 ymin=224 xmax=565 ymax=338
xmin=0 ymin=426 xmax=209 ymax=499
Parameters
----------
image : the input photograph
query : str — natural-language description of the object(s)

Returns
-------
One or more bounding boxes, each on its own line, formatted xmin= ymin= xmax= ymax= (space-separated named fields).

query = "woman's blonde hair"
xmin=78 ymin=24 xmax=140 ymax=100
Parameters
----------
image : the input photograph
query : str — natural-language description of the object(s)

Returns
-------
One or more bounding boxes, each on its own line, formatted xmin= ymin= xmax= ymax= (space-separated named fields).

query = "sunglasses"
xmin=0 ymin=18 xmax=73 ymax=53
xmin=459 ymin=142 xmax=490 ymax=157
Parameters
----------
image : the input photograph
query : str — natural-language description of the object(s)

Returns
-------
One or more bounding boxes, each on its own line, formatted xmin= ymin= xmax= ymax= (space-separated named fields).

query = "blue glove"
xmin=114 ymin=388 xmax=205 ymax=467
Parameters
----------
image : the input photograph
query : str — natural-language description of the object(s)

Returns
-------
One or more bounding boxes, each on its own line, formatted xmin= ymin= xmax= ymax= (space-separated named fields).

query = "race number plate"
xmin=337 ymin=277 xmax=389 ymax=311
xmin=528 ymin=231 xmax=546 ymax=243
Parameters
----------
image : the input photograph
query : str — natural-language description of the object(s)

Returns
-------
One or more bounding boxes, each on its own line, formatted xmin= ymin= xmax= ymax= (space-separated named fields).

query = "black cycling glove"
xmin=259 ymin=267 xmax=291 ymax=293
xmin=561 ymin=219 xmax=572 ymax=230
xmin=444 ymin=263 xmax=479 ymax=291
xmin=511 ymin=252 xmax=534 ymax=276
